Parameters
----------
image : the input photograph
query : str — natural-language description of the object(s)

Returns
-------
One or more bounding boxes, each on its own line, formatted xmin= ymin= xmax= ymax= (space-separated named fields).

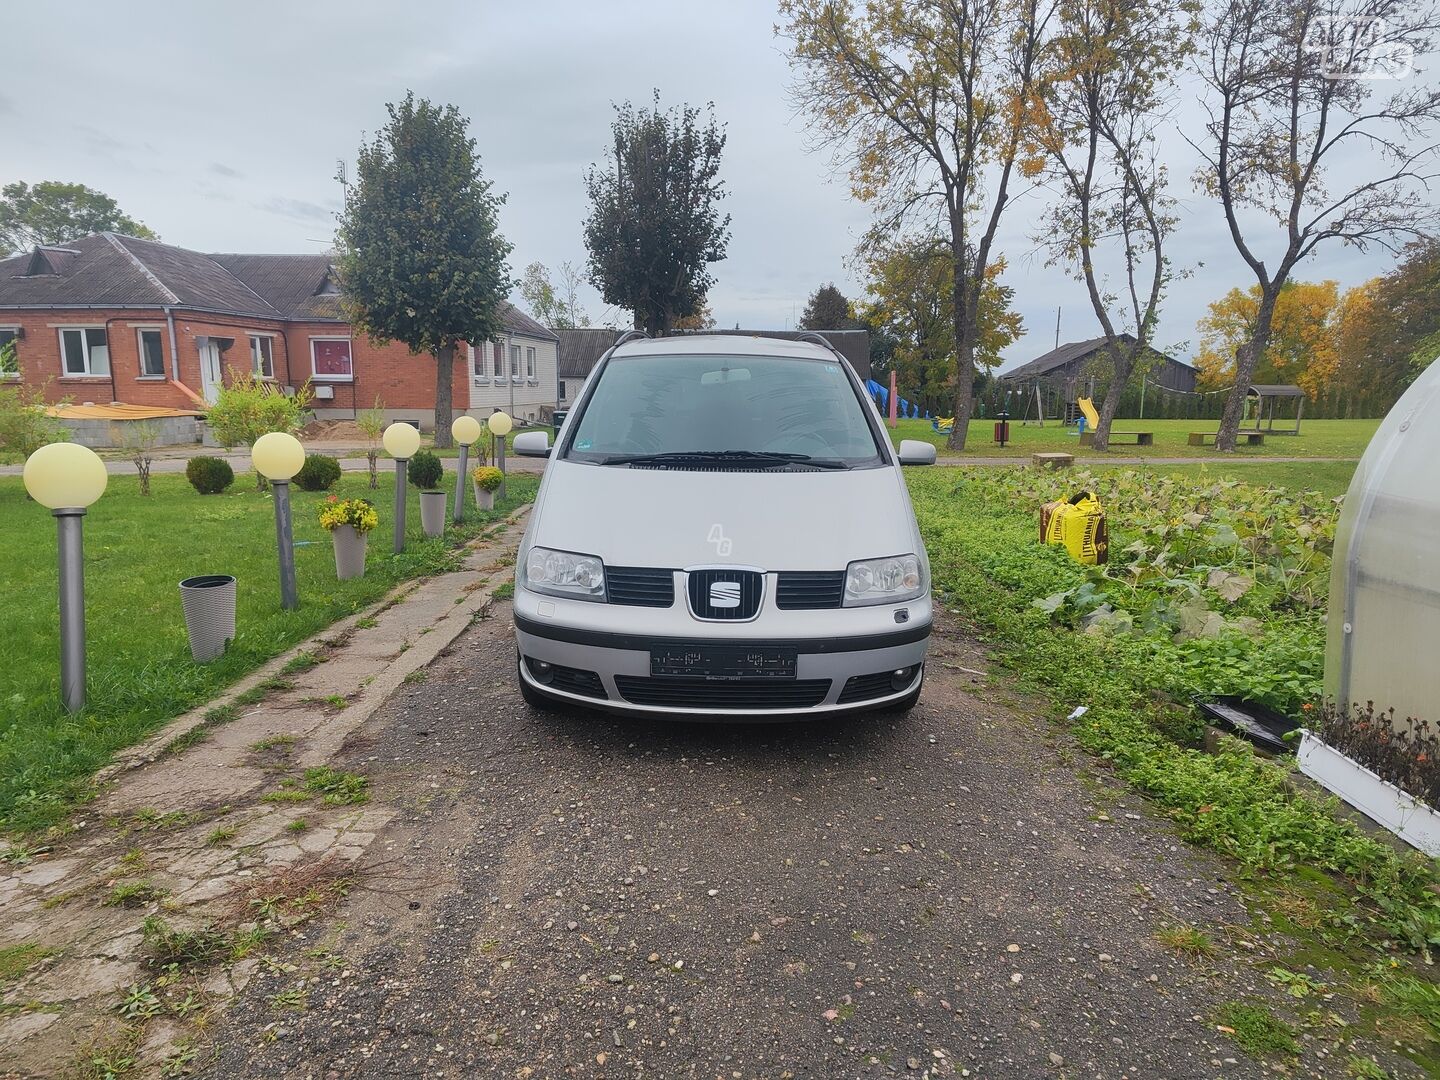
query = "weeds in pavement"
xmin=286 ymin=818 xmax=309 ymax=834
xmin=140 ymin=917 xmax=229 ymax=969
xmin=230 ymin=853 xmax=356 ymax=925
xmin=280 ymin=651 xmax=322 ymax=675
xmin=302 ymin=767 xmax=368 ymax=805
xmin=1155 ymin=924 xmax=1215 ymax=959
xmin=103 ymin=880 xmax=168 ymax=908
xmin=0 ymin=943 xmax=52 ymax=982
xmin=402 ymin=669 xmax=428 ymax=685
xmin=204 ymin=826 xmax=236 ymax=846
xmin=1215 ymin=1000 xmax=1299 ymax=1057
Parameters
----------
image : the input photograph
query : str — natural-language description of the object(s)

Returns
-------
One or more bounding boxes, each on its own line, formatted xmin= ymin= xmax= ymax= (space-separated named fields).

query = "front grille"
xmin=686 ymin=568 xmax=764 ymax=621
xmin=527 ymin=658 xmax=607 ymax=699
xmin=776 ymin=570 xmax=846 ymax=609
xmin=614 ymin=676 xmax=831 ymax=710
xmin=838 ymin=671 xmax=899 ymax=704
xmin=606 ymin=566 xmax=675 ymax=608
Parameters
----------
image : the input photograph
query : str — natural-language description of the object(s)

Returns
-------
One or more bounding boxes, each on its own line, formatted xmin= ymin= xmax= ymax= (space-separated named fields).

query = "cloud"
xmin=0 ymin=94 xmax=12 ymax=115
xmin=209 ymin=162 xmax=242 ymax=179
xmin=256 ymin=196 xmax=337 ymax=225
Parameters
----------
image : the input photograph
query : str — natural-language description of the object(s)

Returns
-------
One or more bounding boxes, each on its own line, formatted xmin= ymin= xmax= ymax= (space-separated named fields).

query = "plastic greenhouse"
xmin=1325 ymin=357 xmax=1440 ymax=729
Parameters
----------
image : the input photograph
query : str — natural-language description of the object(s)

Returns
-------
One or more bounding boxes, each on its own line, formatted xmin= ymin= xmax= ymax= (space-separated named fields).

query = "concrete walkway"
xmin=0 ymin=508 xmax=530 ymax=1077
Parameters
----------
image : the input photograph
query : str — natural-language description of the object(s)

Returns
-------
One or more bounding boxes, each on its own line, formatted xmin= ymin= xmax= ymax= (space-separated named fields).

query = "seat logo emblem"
xmin=709 ymin=580 xmax=741 ymax=608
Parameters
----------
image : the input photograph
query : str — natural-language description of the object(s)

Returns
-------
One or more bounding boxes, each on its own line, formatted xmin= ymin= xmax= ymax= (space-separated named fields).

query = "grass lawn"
xmin=0 ymin=468 xmax=537 ymax=833
xmin=1095 ymin=460 xmax=1359 ymax=501
xmin=887 ymin=416 xmax=1380 ymax=459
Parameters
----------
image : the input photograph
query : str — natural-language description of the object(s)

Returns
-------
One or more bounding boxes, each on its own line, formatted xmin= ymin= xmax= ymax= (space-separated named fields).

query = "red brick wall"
xmin=284 ymin=324 xmax=471 ymax=420
xmin=2 ymin=308 xmax=470 ymax=425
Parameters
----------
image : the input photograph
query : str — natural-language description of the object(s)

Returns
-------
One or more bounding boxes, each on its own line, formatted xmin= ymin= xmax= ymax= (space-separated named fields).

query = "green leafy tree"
xmin=356 ymin=397 xmax=386 ymax=489
xmin=0 ymin=181 xmax=156 ymax=255
xmin=583 ymin=92 xmax=731 ymax=335
xmin=518 ymin=262 xmax=561 ymax=327
xmin=336 ymin=93 xmax=513 ymax=448
xmin=799 ymin=283 xmax=858 ymax=329
xmin=205 ymin=373 xmax=314 ymax=488
xmin=860 ymin=237 xmax=1022 ymax=415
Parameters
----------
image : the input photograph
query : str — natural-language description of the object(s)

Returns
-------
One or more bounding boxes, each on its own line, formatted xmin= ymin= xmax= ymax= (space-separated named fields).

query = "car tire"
xmin=516 ymin=653 xmax=559 ymax=711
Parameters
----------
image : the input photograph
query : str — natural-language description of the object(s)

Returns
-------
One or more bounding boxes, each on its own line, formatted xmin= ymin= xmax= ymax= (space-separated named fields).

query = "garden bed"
xmin=906 ymin=465 xmax=1440 ymax=958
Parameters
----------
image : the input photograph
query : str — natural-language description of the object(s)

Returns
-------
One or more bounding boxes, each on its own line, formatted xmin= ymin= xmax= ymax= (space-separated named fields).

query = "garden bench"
xmin=1079 ymin=431 xmax=1153 ymax=447
xmin=1188 ymin=431 xmax=1265 ymax=446
xmin=1032 ymin=452 xmax=1074 ymax=469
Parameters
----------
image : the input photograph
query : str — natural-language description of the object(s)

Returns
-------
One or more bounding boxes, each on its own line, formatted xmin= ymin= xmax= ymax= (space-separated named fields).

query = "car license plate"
xmin=650 ymin=645 xmax=797 ymax=679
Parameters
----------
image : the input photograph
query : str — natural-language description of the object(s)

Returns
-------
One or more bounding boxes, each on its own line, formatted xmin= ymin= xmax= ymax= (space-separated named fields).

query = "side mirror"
xmin=513 ymin=430 xmax=551 ymax=458
xmin=897 ymin=439 xmax=937 ymax=466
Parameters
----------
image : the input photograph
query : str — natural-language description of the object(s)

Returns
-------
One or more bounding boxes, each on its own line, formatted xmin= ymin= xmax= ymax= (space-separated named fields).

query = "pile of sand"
xmin=299 ymin=419 xmax=370 ymax=442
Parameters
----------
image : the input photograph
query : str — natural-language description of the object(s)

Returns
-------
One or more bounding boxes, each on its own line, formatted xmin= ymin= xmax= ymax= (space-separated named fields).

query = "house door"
xmin=198 ymin=340 xmax=223 ymax=402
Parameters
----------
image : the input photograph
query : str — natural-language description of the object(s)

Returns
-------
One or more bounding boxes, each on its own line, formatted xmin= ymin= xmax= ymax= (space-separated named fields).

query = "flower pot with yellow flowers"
xmin=319 ymin=496 xmax=378 ymax=580
xmin=471 ymin=466 xmax=503 ymax=512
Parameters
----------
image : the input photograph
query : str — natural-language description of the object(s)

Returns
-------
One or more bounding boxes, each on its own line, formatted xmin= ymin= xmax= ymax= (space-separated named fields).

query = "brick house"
xmin=0 ymin=232 xmax=559 ymax=429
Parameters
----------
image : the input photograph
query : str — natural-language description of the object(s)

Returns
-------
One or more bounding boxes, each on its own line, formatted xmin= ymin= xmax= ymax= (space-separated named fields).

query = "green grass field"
xmin=0 ymin=468 xmax=537 ymax=833
xmin=887 ymin=416 xmax=1380 ymax=459
xmin=1095 ymin=461 xmax=1359 ymax=501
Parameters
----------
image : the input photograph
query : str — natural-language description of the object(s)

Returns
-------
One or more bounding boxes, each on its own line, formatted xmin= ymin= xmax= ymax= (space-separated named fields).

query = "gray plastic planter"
xmin=331 ymin=525 xmax=367 ymax=580
xmin=420 ymin=490 xmax=447 ymax=537
xmin=179 ymin=575 xmax=236 ymax=662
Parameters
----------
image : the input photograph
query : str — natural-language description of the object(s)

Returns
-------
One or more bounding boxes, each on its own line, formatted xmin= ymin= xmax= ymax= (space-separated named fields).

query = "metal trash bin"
xmin=179 ymin=575 xmax=236 ymax=662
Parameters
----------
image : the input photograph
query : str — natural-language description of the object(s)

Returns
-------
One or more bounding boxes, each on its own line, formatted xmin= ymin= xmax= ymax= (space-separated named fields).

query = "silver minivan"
xmin=510 ymin=332 xmax=936 ymax=718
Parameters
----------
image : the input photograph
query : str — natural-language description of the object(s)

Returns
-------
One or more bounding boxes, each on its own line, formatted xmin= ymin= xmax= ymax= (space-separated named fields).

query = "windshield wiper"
xmin=597 ymin=449 xmax=848 ymax=470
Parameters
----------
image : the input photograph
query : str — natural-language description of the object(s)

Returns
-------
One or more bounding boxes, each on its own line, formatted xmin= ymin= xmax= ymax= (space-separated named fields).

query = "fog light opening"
xmin=527 ymin=658 xmax=555 ymax=685
xmin=891 ymin=666 xmax=916 ymax=690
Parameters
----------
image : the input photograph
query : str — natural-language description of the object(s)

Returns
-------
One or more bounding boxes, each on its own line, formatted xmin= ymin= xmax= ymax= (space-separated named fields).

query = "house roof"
xmin=556 ymin=328 xmax=622 ymax=378
xmin=0 ymin=233 xmax=558 ymax=340
xmin=999 ymin=334 xmax=1195 ymax=381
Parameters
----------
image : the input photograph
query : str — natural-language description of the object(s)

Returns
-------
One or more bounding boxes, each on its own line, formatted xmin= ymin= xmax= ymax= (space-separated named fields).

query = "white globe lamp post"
xmin=488 ymin=411 xmax=513 ymax=501
xmin=451 ymin=414 xmax=482 ymax=523
xmin=23 ymin=442 xmax=109 ymax=712
xmin=251 ymin=432 xmax=307 ymax=610
xmin=383 ymin=422 xmax=422 ymax=553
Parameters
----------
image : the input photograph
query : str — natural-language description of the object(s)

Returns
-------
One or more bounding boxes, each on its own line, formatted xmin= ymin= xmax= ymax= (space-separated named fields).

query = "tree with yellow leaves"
xmin=779 ymin=0 xmax=1051 ymax=451
xmin=1195 ymin=281 xmax=1340 ymax=398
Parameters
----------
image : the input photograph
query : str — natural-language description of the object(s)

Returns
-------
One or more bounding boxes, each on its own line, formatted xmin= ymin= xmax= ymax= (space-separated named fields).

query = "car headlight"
xmin=522 ymin=546 xmax=606 ymax=601
xmin=843 ymin=554 xmax=923 ymax=607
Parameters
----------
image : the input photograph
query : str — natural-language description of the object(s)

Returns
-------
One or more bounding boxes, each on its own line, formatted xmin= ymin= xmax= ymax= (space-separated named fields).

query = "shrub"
xmin=471 ymin=465 xmax=503 ymax=492
xmin=206 ymin=372 xmax=314 ymax=449
xmin=0 ymin=381 xmax=69 ymax=462
xmin=186 ymin=456 xmax=235 ymax=495
xmin=294 ymin=453 xmax=342 ymax=492
xmin=408 ymin=449 xmax=444 ymax=490
xmin=356 ymin=398 xmax=386 ymax=490
xmin=318 ymin=496 xmax=378 ymax=535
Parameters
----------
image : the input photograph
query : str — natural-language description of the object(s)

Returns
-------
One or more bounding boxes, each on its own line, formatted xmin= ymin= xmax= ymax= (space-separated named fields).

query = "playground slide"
xmin=1077 ymin=396 xmax=1100 ymax=429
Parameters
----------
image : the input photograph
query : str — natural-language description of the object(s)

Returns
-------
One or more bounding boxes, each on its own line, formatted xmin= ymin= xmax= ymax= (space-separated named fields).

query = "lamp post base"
xmin=272 ymin=480 xmax=299 ymax=610
xmin=454 ymin=444 xmax=469 ymax=523
xmin=394 ymin=459 xmax=409 ymax=554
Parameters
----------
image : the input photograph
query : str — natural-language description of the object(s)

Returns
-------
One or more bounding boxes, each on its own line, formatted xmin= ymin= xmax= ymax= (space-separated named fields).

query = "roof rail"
xmin=795 ymin=330 xmax=853 ymax=367
xmin=612 ymin=329 xmax=649 ymax=348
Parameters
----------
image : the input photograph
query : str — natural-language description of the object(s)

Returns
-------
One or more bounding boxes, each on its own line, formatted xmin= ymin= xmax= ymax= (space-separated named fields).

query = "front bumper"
xmin=513 ymin=594 xmax=932 ymax=717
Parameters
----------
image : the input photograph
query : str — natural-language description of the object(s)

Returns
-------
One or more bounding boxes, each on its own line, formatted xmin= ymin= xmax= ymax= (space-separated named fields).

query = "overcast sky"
xmin=4 ymin=1 xmax=1429 ymax=371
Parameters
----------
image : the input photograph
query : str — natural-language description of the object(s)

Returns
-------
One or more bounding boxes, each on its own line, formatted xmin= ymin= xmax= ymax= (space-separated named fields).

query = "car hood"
xmin=530 ymin=460 xmax=919 ymax=570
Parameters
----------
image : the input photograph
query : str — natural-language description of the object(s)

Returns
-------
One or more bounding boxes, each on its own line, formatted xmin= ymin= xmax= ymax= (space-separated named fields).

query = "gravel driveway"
xmin=200 ymin=606 xmax=1307 ymax=1079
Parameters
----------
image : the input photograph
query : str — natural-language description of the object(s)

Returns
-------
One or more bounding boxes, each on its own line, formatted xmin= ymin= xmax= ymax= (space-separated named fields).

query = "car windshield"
xmin=563 ymin=353 xmax=884 ymax=467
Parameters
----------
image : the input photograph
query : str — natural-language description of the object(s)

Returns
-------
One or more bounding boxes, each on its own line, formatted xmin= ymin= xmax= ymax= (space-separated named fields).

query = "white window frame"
xmin=0 ymin=327 xmax=19 ymax=379
xmin=509 ymin=344 xmax=521 ymax=382
xmin=249 ymin=333 xmax=276 ymax=379
xmin=525 ymin=346 xmax=536 ymax=381
xmin=57 ymin=326 xmax=110 ymax=377
xmin=134 ymin=327 xmax=167 ymax=379
xmin=309 ymin=336 xmax=353 ymax=382
xmin=492 ymin=341 xmax=503 ymax=379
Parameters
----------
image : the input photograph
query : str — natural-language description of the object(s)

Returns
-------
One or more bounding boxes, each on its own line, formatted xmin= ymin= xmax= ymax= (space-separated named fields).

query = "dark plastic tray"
xmin=1197 ymin=697 xmax=1301 ymax=755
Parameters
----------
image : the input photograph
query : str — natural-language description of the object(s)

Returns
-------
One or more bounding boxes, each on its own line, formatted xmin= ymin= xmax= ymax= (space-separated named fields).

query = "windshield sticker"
xmin=577 ymin=439 xmax=592 ymax=450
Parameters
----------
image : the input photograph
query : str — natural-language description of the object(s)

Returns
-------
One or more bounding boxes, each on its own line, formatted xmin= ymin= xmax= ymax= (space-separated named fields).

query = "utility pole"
xmin=1054 ymin=307 xmax=1061 ymax=350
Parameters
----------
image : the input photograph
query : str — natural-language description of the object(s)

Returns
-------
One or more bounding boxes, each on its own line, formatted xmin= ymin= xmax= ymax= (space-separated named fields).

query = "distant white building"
xmin=466 ymin=306 xmax=559 ymax=424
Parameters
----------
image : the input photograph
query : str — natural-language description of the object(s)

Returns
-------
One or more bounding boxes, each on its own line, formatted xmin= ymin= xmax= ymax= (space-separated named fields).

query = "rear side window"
xmin=565 ymin=353 xmax=883 ymax=465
